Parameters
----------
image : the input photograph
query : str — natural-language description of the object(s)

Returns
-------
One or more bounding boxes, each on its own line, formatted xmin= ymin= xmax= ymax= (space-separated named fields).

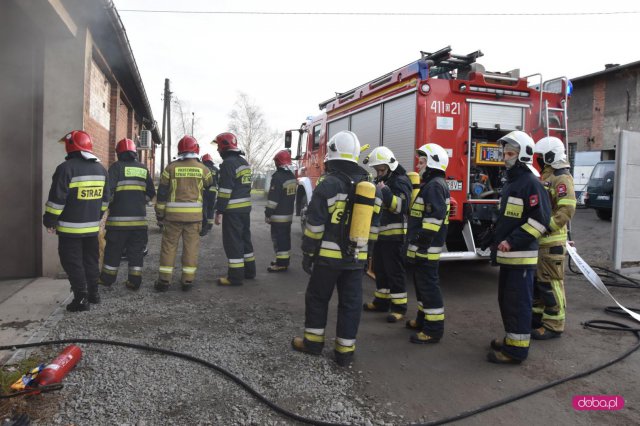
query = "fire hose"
xmin=1 ymin=250 xmax=639 ymax=425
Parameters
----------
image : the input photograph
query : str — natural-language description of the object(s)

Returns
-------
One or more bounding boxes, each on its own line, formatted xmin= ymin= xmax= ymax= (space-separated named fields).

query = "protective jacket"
xmin=377 ymin=164 xmax=412 ymax=241
xmin=155 ymin=157 xmax=213 ymax=222
xmin=203 ymin=162 xmax=219 ymax=225
xmin=265 ymin=168 xmax=297 ymax=222
xmin=43 ymin=152 xmax=109 ymax=237
xmin=214 ymin=152 xmax=252 ymax=214
xmin=406 ymin=172 xmax=450 ymax=261
xmin=302 ymin=161 xmax=381 ymax=269
xmin=106 ymin=158 xmax=156 ymax=230
xmin=539 ymin=163 xmax=576 ymax=246
xmin=492 ymin=164 xmax=551 ymax=268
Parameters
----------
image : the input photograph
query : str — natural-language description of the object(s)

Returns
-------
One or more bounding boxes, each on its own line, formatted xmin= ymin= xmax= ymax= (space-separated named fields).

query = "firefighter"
xmin=98 ymin=138 xmax=156 ymax=291
xmin=200 ymin=153 xmax=219 ymax=237
xmin=405 ymin=144 xmax=451 ymax=344
xmin=291 ymin=131 xmax=381 ymax=367
xmin=531 ymin=137 xmax=576 ymax=339
xmin=43 ymin=130 xmax=109 ymax=312
xmin=488 ymin=131 xmax=551 ymax=364
xmin=155 ymin=136 xmax=213 ymax=292
xmin=362 ymin=146 xmax=413 ymax=322
xmin=265 ymin=150 xmax=297 ymax=272
xmin=212 ymin=132 xmax=255 ymax=286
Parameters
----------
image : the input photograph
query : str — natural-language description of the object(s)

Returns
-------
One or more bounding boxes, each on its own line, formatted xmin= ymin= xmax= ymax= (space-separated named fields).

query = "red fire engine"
xmin=285 ymin=46 xmax=570 ymax=260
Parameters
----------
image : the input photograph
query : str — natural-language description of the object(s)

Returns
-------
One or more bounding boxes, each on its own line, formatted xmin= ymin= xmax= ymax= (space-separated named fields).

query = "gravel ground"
xmin=2 ymin=204 xmax=394 ymax=426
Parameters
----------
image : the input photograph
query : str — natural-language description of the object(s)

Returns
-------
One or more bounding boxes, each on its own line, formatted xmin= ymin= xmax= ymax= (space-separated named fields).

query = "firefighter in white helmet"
xmin=531 ymin=136 xmax=576 ymax=340
xmin=487 ymin=131 xmax=551 ymax=364
xmin=405 ymin=143 xmax=450 ymax=344
xmin=291 ymin=131 xmax=382 ymax=367
xmin=362 ymin=146 xmax=413 ymax=322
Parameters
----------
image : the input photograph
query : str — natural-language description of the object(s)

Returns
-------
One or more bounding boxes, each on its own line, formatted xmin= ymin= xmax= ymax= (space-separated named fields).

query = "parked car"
xmin=584 ymin=160 xmax=615 ymax=220
xmin=573 ymin=151 xmax=601 ymax=206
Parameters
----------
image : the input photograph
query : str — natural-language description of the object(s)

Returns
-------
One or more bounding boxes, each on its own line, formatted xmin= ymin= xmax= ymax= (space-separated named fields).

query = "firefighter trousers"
xmin=58 ymin=236 xmax=99 ymax=298
xmin=222 ymin=212 xmax=255 ymax=284
xmin=410 ymin=259 xmax=444 ymax=339
xmin=100 ymin=229 xmax=148 ymax=287
xmin=303 ymin=266 xmax=364 ymax=358
xmin=371 ymin=240 xmax=407 ymax=313
xmin=533 ymin=244 xmax=566 ymax=332
xmin=270 ymin=222 xmax=292 ymax=267
xmin=158 ymin=221 xmax=201 ymax=284
xmin=498 ymin=267 xmax=535 ymax=361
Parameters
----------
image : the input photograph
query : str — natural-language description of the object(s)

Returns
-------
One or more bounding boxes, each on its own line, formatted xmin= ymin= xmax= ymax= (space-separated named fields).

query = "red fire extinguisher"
xmin=34 ymin=345 xmax=83 ymax=387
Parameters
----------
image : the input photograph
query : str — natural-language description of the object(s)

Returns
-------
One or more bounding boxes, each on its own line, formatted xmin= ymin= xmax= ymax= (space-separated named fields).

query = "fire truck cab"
xmin=285 ymin=46 xmax=570 ymax=260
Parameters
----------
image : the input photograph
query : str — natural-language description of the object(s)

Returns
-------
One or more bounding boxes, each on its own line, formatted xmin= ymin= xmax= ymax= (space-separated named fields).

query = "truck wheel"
xmin=596 ymin=209 xmax=612 ymax=221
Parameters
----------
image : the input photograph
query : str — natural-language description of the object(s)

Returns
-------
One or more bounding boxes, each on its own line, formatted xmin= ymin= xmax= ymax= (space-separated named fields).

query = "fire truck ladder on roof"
xmin=542 ymin=77 xmax=570 ymax=143
xmin=420 ymin=46 xmax=483 ymax=78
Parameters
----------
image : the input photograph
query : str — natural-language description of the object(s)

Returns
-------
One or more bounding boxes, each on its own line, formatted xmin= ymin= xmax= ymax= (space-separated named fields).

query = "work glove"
xmin=478 ymin=224 xmax=496 ymax=251
xmin=302 ymin=254 xmax=314 ymax=275
xmin=199 ymin=224 xmax=212 ymax=237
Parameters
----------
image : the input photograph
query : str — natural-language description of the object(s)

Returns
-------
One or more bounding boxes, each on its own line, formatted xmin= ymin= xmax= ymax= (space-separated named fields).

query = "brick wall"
xmin=84 ymin=58 xmax=111 ymax=165
xmin=591 ymin=80 xmax=606 ymax=150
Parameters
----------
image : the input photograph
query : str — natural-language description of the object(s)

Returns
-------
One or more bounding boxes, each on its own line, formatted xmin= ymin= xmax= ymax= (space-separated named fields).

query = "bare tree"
xmin=171 ymin=96 xmax=203 ymax=154
xmin=228 ymin=92 xmax=281 ymax=174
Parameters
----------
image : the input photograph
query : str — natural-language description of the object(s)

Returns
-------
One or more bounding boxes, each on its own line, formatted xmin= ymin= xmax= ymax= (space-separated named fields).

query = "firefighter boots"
xmin=66 ymin=293 xmax=90 ymax=312
xmin=88 ymin=292 xmax=100 ymax=304
xmin=363 ymin=302 xmax=387 ymax=312
xmin=218 ymin=277 xmax=242 ymax=286
xmin=531 ymin=327 xmax=562 ymax=340
xmin=181 ymin=281 xmax=193 ymax=292
xmin=487 ymin=350 xmax=522 ymax=365
xmin=334 ymin=351 xmax=354 ymax=367
xmin=386 ymin=312 xmax=404 ymax=323
xmin=291 ymin=337 xmax=323 ymax=355
xmin=125 ymin=280 xmax=141 ymax=291
xmin=267 ymin=265 xmax=288 ymax=273
xmin=405 ymin=318 xmax=423 ymax=330
xmin=409 ymin=332 xmax=440 ymax=344
xmin=154 ymin=280 xmax=169 ymax=292
xmin=490 ymin=338 xmax=504 ymax=351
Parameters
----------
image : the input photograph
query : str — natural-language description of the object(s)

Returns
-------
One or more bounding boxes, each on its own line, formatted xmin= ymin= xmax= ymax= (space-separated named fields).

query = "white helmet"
xmin=498 ymin=131 xmax=539 ymax=177
xmin=326 ymin=131 xmax=360 ymax=163
xmin=535 ymin=136 xmax=567 ymax=168
xmin=363 ymin=146 xmax=398 ymax=171
xmin=416 ymin=143 xmax=449 ymax=172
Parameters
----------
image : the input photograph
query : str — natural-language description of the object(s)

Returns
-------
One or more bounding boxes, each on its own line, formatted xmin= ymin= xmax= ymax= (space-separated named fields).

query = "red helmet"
xmin=178 ymin=135 xmax=199 ymax=154
xmin=202 ymin=153 xmax=213 ymax=163
xmin=60 ymin=130 xmax=93 ymax=154
xmin=274 ymin=150 xmax=292 ymax=167
xmin=214 ymin=132 xmax=239 ymax=153
xmin=116 ymin=138 xmax=136 ymax=154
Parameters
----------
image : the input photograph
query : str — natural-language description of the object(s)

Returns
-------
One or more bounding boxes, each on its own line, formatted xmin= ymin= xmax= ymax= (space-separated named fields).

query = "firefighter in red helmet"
xmin=43 ymin=130 xmax=109 ymax=312
xmin=212 ymin=132 xmax=255 ymax=286
xmin=98 ymin=138 xmax=156 ymax=291
xmin=265 ymin=149 xmax=297 ymax=272
xmin=155 ymin=136 xmax=213 ymax=292
xmin=199 ymin=153 xmax=219 ymax=237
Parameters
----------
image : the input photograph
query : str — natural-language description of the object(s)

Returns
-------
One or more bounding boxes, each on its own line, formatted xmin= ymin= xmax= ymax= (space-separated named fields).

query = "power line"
xmin=117 ymin=9 xmax=640 ymax=16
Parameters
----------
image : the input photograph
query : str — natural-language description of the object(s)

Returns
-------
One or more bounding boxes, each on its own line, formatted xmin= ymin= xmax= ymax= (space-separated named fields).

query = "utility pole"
xmin=166 ymin=80 xmax=172 ymax=162
xmin=191 ymin=112 xmax=195 ymax=136
xmin=160 ymin=79 xmax=169 ymax=172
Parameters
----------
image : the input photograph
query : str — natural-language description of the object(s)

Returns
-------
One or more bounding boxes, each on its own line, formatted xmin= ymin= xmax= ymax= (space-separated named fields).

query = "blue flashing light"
xmin=567 ymin=80 xmax=573 ymax=97
xmin=418 ymin=60 xmax=429 ymax=80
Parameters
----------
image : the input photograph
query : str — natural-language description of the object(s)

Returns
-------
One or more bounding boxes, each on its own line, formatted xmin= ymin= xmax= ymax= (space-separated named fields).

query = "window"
xmin=312 ymin=124 xmax=321 ymax=150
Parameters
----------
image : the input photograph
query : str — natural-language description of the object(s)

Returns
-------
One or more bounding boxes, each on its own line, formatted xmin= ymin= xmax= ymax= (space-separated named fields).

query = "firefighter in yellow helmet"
xmin=155 ymin=136 xmax=213 ymax=292
xmin=531 ymin=136 xmax=576 ymax=339
xmin=291 ymin=131 xmax=382 ymax=367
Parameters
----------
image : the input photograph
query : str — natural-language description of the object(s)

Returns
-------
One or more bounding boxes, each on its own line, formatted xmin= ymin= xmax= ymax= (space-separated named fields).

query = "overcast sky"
xmin=113 ymin=0 xmax=640 ymax=161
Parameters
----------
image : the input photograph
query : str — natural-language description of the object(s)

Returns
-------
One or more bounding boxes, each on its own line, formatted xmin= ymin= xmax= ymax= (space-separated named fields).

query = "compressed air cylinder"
xmin=407 ymin=172 xmax=421 ymax=207
xmin=349 ymin=181 xmax=376 ymax=248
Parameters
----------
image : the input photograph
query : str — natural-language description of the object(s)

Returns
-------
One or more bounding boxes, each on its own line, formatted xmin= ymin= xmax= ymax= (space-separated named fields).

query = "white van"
xmin=573 ymin=151 xmax=601 ymax=205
